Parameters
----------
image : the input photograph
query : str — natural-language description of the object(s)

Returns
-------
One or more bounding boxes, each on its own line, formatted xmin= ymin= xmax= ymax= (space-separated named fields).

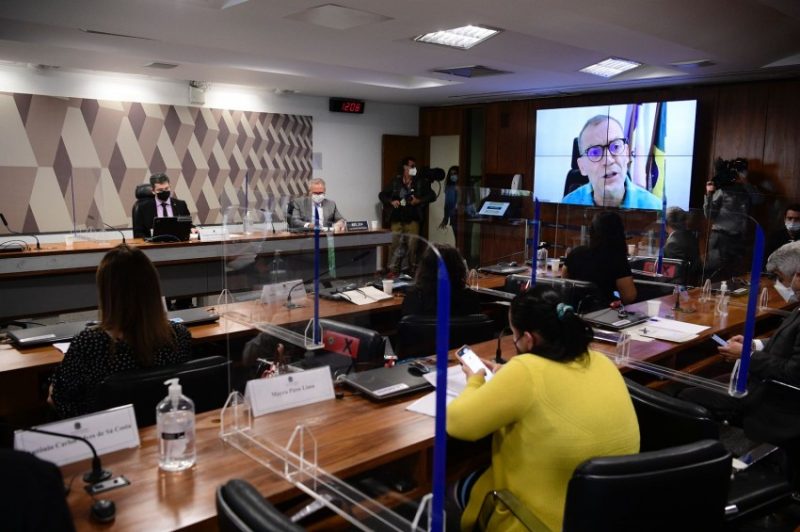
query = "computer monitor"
xmin=150 ymin=216 xmax=192 ymax=242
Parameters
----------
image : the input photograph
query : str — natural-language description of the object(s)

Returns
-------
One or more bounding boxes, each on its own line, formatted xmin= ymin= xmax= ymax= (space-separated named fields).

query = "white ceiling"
xmin=0 ymin=0 xmax=798 ymax=105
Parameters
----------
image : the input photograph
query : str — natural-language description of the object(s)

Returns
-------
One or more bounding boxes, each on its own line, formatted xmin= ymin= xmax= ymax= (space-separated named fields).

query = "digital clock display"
xmin=329 ymin=98 xmax=365 ymax=114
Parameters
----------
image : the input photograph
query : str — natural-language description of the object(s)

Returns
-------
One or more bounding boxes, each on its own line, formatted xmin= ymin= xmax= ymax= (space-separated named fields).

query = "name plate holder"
xmin=244 ymin=367 xmax=335 ymax=417
xmin=345 ymin=220 xmax=369 ymax=232
xmin=14 ymin=405 xmax=140 ymax=466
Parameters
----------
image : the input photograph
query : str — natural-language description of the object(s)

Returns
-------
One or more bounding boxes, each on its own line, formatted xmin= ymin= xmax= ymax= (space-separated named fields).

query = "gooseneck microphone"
xmin=10 ymin=424 xmax=112 ymax=484
xmin=0 ymin=212 xmax=41 ymax=250
xmin=259 ymin=208 xmax=277 ymax=234
xmin=285 ymin=249 xmax=373 ymax=308
xmin=87 ymin=214 xmax=126 ymax=244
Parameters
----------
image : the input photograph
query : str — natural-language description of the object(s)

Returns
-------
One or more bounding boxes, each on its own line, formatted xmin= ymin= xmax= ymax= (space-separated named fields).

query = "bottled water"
xmin=536 ymin=242 xmax=548 ymax=272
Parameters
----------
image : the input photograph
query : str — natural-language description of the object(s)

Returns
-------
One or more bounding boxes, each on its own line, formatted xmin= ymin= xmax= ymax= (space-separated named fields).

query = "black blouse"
xmin=50 ymin=323 xmax=192 ymax=419
xmin=401 ymin=286 xmax=482 ymax=317
xmin=564 ymin=246 xmax=632 ymax=305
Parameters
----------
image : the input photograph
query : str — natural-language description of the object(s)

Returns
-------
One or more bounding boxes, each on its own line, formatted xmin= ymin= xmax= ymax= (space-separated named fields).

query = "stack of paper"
xmin=623 ymin=317 xmax=710 ymax=343
xmin=406 ymin=366 xmax=467 ymax=417
xmin=339 ymin=286 xmax=393 ymax=305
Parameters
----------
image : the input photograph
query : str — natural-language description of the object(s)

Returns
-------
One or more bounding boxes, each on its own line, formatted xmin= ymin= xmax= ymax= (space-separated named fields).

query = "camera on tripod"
xmin=711 ymin=157 xmax=748 ymax=188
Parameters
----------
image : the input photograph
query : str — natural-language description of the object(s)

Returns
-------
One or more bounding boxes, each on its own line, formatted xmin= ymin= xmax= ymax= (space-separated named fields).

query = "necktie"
xmin=161 ymin=202 xmax=168 ymax=217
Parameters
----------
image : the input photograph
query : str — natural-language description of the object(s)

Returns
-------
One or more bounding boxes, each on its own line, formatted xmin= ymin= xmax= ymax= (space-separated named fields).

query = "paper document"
xmin=632 ymin=317 xmax=710 ymax=343
xmin=407 ymin=366 xmax=469 ymax=417
xmin=339 ymin=286 xmax=393 ymax=305
xmin=53 ymin=342 xmax=70 ymax=354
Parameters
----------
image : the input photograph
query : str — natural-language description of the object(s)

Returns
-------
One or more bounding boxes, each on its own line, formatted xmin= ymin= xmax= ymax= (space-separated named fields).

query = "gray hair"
xmin=665 ymin=206 xmax=687 ymax=229
xmin=308 ymin=177 xmax=326 ymax=188
xmin=766 ymin=241 xmax=800 ymax=279
xmin=578 ymin=115 xmax=624 ymax=153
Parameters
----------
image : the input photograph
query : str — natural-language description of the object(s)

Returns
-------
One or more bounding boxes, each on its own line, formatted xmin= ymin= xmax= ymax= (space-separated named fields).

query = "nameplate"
xmin=346 ymin=220 xmax=369 ymax=232
xmin=261 ymin=279 xmax=306 ymax=305
xmin=244 ymin=367 xmax=335 ymax=417
xmin=14 ymin=405 xmax=140 ymax=466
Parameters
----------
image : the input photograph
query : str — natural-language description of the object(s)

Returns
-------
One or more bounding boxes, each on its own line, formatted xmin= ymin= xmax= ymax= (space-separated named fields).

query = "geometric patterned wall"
xmin=0 ymin=92 xmax=312 ymax=233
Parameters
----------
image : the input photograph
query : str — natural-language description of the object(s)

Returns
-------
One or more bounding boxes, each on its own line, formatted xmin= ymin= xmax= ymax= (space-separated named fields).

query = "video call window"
xmin=533 ymin=100 xmax=697 ymax=210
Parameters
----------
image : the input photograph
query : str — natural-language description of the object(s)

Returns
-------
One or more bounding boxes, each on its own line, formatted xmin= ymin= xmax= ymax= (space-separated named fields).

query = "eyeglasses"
xmin=582 ymin=138 xmax=628 ymax=162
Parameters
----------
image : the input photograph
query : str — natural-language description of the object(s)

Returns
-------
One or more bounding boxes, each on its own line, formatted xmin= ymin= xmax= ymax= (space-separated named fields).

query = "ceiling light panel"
xmin=580 ymin=57 xmax=641 ymax=78
xmin=414 ymin=25 xmax=500 ymax=50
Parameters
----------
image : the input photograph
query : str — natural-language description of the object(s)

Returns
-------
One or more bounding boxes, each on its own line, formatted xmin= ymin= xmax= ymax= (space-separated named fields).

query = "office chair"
xmin=503 ymin=275 xmax=603 ymax=314
xmin=625 ymin=379 xmax=794 ymax=524
xmin=294 ymin=319 xmax=386 ymax=374
xmin=395 ymin=313 xmax=494 ymax=359
xmin=632 ymin=278 xmax=676 ymax=303
xmin=476 ymin=440 xmax=731 ymax=532
xmin=131 ymin=183 xmax=152 ymax=235
xmin=562 ymin=137 xmax=589 ymax=196
xmin=216 ymin=479 xmax=302 ymax=532
xmin=96 ymin=356 xmax=230 ymax=427
xmin=629 ymin=256 xmax=688 ymax=285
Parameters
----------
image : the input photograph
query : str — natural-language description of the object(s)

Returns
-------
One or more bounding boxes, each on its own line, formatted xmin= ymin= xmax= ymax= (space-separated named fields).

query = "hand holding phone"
xmin=711 ymin=334 xmax=728 ymax=347
xmin=456 ymin=345 xmax=493 ymax=378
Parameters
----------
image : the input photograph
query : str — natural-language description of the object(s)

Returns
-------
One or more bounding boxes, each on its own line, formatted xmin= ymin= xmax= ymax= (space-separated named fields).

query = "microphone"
xmin=0 ymin=213 xmax=41 ymax=250
xmin=259 ymin=208 xmax=277 ymax=234
xmin=285 ymin=249 xmax=373 ymax=308
xmin=496 ymin=327 xmax=510 ymax=364
xmin=87 ymin=215 xmax=126 ymax=244
xmin=612 ymin=290 xmax=628 ymax=318
xmin=10 ymin=424 xmax=112 ymax=484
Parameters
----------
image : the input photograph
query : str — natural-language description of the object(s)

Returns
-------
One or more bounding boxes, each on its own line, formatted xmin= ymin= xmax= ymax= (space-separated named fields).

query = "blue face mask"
xmin=449 ymin=174 xmax=458 ymax=183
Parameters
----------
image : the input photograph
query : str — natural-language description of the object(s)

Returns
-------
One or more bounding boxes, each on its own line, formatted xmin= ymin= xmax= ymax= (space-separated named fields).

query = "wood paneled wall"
xmin=420 ymin=77 xmax=800 ymax=230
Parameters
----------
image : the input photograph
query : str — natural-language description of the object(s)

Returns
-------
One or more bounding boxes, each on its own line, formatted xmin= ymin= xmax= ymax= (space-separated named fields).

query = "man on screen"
xmin=562 ymin=115 xmax=661 ymax=210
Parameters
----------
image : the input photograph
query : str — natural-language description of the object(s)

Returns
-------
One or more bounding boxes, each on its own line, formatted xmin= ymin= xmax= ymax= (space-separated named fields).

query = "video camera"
xmin=711 ymin=157 xmax=748 ymax=188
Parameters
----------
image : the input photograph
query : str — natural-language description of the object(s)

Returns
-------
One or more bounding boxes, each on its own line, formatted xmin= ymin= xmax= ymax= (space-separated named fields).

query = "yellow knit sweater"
xmin=447 ymin=350 xmax=640 ymax=531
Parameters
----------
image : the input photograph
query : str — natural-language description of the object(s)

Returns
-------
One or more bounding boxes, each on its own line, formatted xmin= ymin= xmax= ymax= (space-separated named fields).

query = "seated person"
xmin=447 ymin=287 xmax=639 ymax=531
xmin=48 ymin=244 xmax=192 ymax=418
xmin=289 ymin=177 xmax=345 ymax=229
xmin=562 ymin=115 xmax=661 ymax=210
xmin=679 ymin=241 xmax=800 ymax=433
xmin=764 ymin=203 xmax=800 ymax=269
xmin=401 ymin=244 xmax=481 ymax=317
xmin=132 ymin=173 xmax=193 ymax=238
xmin=663 ymin=206 xmax=702 ymax=284
xmin=563 ymin=210 xmax=637 ymax=305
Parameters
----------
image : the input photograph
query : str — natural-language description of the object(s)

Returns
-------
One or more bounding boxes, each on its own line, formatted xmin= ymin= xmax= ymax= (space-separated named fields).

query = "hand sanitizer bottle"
xmin=156 ymin=378 xmax=196 ymax=472
xmin=716 ymin=281 xmax=729 ymax=318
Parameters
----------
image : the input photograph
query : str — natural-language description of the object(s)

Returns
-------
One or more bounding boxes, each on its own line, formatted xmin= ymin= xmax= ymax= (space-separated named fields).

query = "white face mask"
xmin=311 ymin=193 xmax=325 ymax=204
xmin=774 ymin=279 xmax=797 ymax=303
xmin=786 ymin=222 xmax=800 ymax=234
xmin=408 ymin=167 xmax=417 ymax=177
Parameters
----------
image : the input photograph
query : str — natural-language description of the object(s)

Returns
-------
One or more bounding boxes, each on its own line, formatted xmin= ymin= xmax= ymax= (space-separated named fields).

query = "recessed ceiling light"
xmin=580 ymin=57 xmax=641 ymax=78
xmin=414 ymin=25 xmax=500 ymax=50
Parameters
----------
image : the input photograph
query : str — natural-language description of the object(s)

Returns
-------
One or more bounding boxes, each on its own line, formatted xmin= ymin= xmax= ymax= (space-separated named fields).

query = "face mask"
xmin=786 ymin=222 xmax=800 ymax=234
xmin=450 ymin=174 xmax=458 ymax=183
xmin=311 ymin=193 xmax=325 ymax=204
xmin=774 ymin=279 xmax=797 ymax=303
xmin=408 ymin=167 xmax=417 ymax=177
xmin=155 ymin=190 xmax=170 ymax=201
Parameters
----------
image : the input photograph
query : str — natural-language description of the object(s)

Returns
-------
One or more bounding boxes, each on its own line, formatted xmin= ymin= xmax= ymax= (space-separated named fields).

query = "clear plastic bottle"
xmin=716 ymin=280 xmax=729 ymax=318
xmin=269 ymin=250 xmax=288 ymax=285
xmin=536 ymin=242 xmax=548 ymax=272
xmin=156 ymin=378 xmax=196 ymax=472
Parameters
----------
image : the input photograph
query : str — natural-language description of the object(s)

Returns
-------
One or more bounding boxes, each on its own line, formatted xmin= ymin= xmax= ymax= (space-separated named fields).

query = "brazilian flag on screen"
xmin=647 ymin=102 xmax=667 ymax=199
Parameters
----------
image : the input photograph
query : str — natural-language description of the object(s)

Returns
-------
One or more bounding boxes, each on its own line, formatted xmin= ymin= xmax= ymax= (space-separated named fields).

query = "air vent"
xmin=432 ymin=65 xmax=511 ymax=78
xmin=145 ymin=62 xmax=179 ymax=69
xmin=80 ymin=28 xmax=155 ymax=41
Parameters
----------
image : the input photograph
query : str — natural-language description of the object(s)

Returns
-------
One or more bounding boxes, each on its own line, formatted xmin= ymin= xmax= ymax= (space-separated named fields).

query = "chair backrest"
xmin=96 ymin=356 xmax=230 ymax=427
xmin=632 ymin=278 xmax=676 ymax=302
xmin=135 ymin=183 xmax=153 ymax=200
xmin=216 ymin=479 xmax=303 ymax=532
xmin=396 ymin=313 xmax=494 ymax=359
xmin=319 ymin=319 xmax=385 ymax=368
xmin=629 ymin=256 xmax=688 ymax=284
xmin=625 ymin=379 xmax=719 ymax=452
xmin=562 ymin=440 xmax=731 ymax=532
xmin=504 ymin=274 xmax=603 ymax=313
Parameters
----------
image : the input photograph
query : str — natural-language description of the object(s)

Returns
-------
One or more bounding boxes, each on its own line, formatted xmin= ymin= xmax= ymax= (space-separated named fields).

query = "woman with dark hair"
xmin=448 ymin=287 xmax=639 ymax=531
xmin=401 ymin=243 xmax=481 ymax=316
xmin=563 ymin=210 xmax=636 ymax=304
xmin=438 ymin=165 xmax=459 ymax=243
xmin=49 ymin=244 xmax=192 ymax=418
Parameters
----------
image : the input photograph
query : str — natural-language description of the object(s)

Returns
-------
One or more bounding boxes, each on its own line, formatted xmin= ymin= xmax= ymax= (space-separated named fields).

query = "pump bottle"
xmin=156 ymin=378 xmax=196 ymax=471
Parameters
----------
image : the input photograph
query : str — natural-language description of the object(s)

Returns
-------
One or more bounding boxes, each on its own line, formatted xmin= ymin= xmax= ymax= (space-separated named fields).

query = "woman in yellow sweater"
xmin=447 ymin=287 xmax=640 ymax=531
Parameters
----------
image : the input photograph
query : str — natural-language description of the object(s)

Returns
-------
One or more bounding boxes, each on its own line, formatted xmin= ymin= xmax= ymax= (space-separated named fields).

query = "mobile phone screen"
xmin=456 ymin=345 xmax=493 ymax=377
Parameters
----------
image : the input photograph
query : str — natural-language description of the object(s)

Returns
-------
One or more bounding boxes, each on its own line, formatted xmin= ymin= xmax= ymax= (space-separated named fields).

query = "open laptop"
xmin=341 ymin=364 xmax=433 ymax=401
xmin=149 ymin=216 xmax=192 ymax=242
xmin=8 ymin=308 xmax=219 ymax=348
xmin=581 ymin=307 xmax=649 ymax=331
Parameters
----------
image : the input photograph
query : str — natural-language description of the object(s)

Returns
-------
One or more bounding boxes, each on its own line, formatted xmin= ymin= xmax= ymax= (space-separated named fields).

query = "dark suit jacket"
xmin=288 ymin=197 xmax=343 ymax=228
xmin=132 ymin=197 xmax=191 ymax=238
xmin=663 ymin=229 xmax=702 ymax=283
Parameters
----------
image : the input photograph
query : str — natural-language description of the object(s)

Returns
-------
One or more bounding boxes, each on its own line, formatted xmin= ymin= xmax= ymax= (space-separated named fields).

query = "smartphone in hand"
xmin=456 ymin=345 xmax=493 ymax=378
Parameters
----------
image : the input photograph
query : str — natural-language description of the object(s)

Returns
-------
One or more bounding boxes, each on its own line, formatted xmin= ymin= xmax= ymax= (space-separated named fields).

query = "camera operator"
xmin=704 ymin=158 xmax=758 ymax=279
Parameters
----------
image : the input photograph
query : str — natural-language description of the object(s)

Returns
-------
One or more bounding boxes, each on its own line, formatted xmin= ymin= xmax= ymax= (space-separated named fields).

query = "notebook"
xmin=341 ymin=365 xmax=434 ymax=401
xmin=8 ymin=308 xmax=219 ymax=348
xmin=581 ymin=307 xmax=649 ymax=331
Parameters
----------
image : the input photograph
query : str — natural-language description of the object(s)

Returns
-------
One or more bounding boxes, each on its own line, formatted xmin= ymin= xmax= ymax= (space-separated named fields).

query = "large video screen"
xmin=533 ymin=100 xmax=697 ymax=210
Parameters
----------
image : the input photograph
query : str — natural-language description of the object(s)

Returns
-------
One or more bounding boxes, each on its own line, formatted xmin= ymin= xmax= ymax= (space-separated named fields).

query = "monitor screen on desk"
xmin=478 ymin=201 xmax=510 ymax=217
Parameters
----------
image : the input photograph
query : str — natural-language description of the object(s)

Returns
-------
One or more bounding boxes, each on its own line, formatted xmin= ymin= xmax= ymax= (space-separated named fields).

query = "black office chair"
xmin=504 ymin=274 xmax=603 ymax=313
xmin=395 ymin=313 xmax=495 ymax=359
xmin=216 ymin=479 xmax=302 ymax=532
xmin=629 ymin=256 xmax=688 ymax=285
xmin=562 ymin=137 xmax=589 ymax=196
xmin=295 ymin=319 xmax=386 ymax=374
xmin=131 ymin=183 xmax=153 ymax=238
xmin=96 ymin=356 xmax=230 ymax=427
xmin=625 ymin=379 xmax=794 ymax=524
xmin=632 ymin=278 xmax=676 ymax=302
xmin=476 ymin=440 xmax=732 ymax=532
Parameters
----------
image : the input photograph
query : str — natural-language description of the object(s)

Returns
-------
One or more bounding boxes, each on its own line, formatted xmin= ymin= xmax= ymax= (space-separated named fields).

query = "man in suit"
xmin=764 ymin=203 xmax=800 ymax=269
xmin=132 ymin=173 xmax=193 ymax=238
xmin=679 ymin=241 xmax=800 ymax=433
xmin=663 ymin=206 xmax=701 ymax=284
xmin=289 ymin=177 xmax=345 ymax=229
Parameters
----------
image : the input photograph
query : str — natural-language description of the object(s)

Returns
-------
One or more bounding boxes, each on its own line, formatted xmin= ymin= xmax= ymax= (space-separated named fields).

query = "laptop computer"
xmin=149 ymin=216 xmax=192 ymax=242
xmin=8 ymin=308 xmax=219 ymax=348
xmin=581 ymin=307 xmax=649 ymax=331
xmin=341 ymin=364 xmax=433 ymax=401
